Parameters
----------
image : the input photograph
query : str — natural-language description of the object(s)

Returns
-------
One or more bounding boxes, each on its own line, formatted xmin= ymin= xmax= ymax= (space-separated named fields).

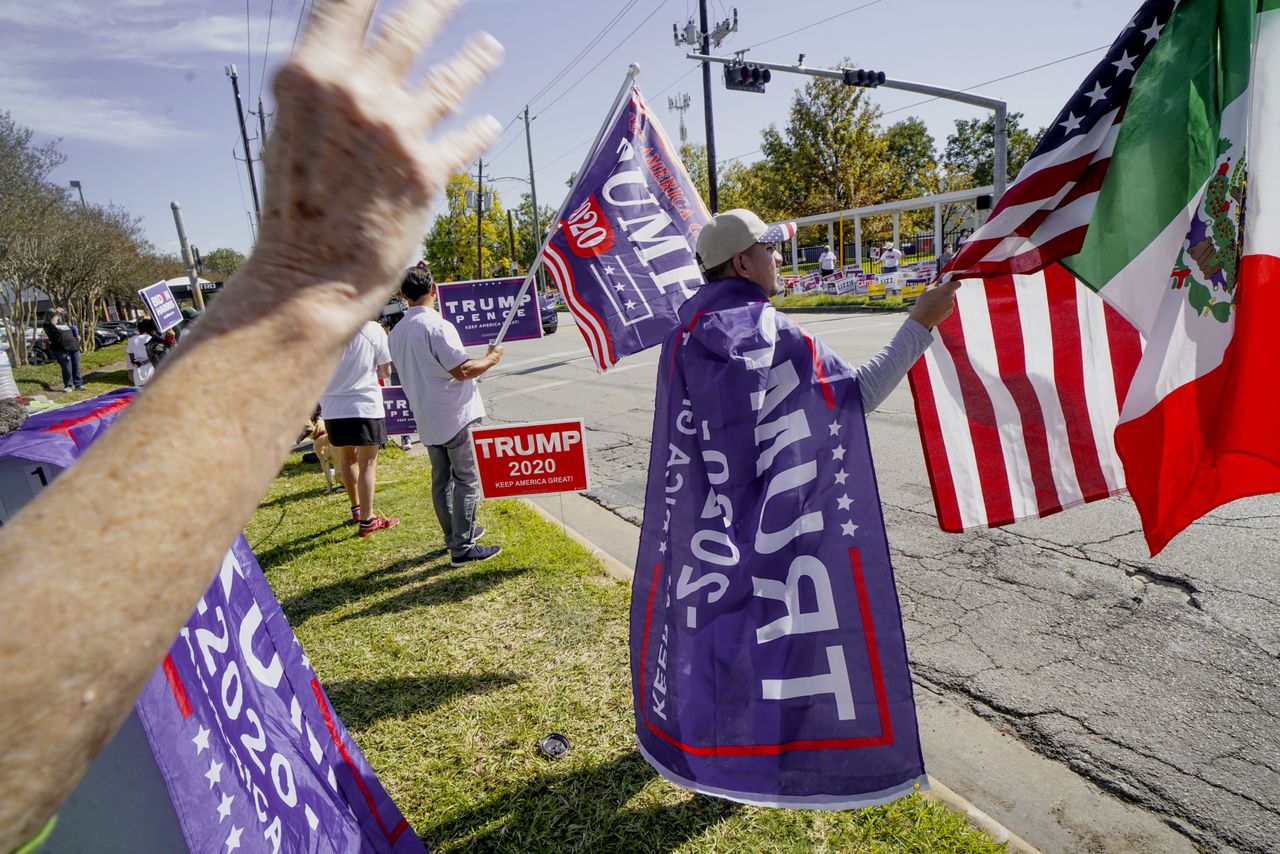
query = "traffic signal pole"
xmin=688 ymin=52 xmax=1009 ymax=202
xmin=698 ymin=0 xmax=719 ymax=212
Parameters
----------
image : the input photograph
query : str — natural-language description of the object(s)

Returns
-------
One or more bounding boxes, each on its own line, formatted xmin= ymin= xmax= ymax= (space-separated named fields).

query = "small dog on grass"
xmin=304 ymin=416 xmax=346 ymax=493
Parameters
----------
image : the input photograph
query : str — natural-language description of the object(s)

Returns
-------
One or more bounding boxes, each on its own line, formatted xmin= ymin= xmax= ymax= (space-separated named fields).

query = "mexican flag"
xmin=1069 ymin=0 xmax=1278 ymax=554
xmin=926 ymin=0 xmax=1280 ymax=555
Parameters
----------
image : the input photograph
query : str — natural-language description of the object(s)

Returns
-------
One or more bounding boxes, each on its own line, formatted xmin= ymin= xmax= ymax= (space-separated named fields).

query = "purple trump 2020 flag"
xmin=0 ymin=391 xmax=424 ymax=852
xmin=542 ymin=85 xmax=708 ymax=372
xmin=631 ymin=277 xmax=926 ymax=808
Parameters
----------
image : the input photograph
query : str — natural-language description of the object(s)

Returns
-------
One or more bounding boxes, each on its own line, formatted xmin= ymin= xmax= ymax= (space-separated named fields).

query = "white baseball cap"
xmin=696 ymin=209 xmax=797 ymax=272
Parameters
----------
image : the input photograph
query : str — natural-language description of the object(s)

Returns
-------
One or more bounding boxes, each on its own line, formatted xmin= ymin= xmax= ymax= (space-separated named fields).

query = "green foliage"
xmin=202 ymin=247 xmax=246 ymax=277
xmin=422 ymin=174 xmax=516 ymax=281
xmin=943 ymin=112 xmax=1043 ymax=188
xmin=510 ymin=192 xmax=557 ymax=272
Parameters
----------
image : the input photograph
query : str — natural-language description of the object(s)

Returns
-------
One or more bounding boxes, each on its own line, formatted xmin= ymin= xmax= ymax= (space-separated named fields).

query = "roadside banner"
xmin=140 ymin=280 xmax=183 ymax=332
xmin=542 ymin=80 xmax=710 ymax=372
xmin=868 ymin=277 xmax=888 ymax=301
xmin=0 ymin=390 xmax=424 ymax=853
xmin=631 ymin=282 xmax=926 ymax=807
xmin=438 ymin=277 xmax=543 ymax=346
xmin=381 ymin=385 xmax=417 ymax=436
xmin=901 ymin=279 xmax=928 ymax=304
xmin=470 ymin=419 xmax=589 ymax=499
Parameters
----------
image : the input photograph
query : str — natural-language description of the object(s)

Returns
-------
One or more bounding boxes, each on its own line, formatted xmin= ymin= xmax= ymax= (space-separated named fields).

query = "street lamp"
xmin=69 ymin=180 xmax=86 ymax=208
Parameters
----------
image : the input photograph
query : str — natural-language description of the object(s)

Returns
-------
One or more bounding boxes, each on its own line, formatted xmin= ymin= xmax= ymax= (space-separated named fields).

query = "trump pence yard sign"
xmin=470 ymin=419 xmax=589 ymax=499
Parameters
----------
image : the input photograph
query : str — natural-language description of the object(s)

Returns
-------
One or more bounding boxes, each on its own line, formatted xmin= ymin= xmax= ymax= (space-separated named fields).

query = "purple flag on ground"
xmin=630 ymin=278 xmax=926 ymax=807
xmin=437 ymin=277 xmax=543 ymax=346
xmin=0 ymin=391 xmax=424 ymax=852
xmin=542 ymin=85 xmax=709 ymax=372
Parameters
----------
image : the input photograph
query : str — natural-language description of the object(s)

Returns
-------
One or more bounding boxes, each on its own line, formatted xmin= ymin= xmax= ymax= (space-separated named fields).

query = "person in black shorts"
xmin=320 ymin=320 xmax=399 ymax=536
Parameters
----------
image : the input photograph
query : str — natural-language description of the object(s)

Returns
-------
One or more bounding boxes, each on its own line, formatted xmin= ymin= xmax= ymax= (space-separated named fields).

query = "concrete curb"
xmin=774 ymin=305 xmax=910 ymax=315
xmin=521 ymin=497 xmax=634 ymax=582
xmin=520 ymin=495 xmax=1035 ymax=851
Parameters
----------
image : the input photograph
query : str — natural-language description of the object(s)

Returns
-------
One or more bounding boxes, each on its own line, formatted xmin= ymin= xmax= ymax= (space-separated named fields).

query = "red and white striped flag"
xmin=909 ymin=265 xmax=1143 ymax=532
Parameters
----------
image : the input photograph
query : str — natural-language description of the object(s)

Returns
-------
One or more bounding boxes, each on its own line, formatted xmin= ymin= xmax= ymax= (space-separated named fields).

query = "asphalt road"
xmin=479 ymin=310 xmax=1280 ymax=853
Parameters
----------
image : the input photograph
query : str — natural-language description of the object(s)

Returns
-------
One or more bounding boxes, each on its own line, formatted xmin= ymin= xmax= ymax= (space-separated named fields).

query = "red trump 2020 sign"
xmin=471 ymin=419 xmax=590 ymax=499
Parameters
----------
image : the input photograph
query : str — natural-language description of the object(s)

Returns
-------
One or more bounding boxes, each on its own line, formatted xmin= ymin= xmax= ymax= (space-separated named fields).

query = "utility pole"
xmin=69 ymin=180 xmax=87 ymax=208
xmin=170 ymin=202 xmax=206 ymax=310
xmin=506 ymin=210 xmax=519 ymax=276
xmin=673 ymin=4 xmax=736 ymax=212
xmin=523 ymin=106 xmax=545 ymax=291
xmin=668 ymin=93 xmax=691 ymax=144
xmin=475 ymin=158 xmax=484 ymax=279
xmin=225 ymin=65 xmax=262 ymax=226
xmin=256 ymin=97 xmax=270 ymax=192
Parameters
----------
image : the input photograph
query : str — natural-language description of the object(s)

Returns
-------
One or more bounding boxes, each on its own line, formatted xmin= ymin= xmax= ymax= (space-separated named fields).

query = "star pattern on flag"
xmin=217 ymin=793 xmax=235 ymax=822
xmin=1140 ymin=19 xmax=1164 ymax=43
xmin=833 ymin=469 xmax=849 ymax=485
xmin=625 ymin=299 xmax=637 ymax=310
xmin=301 ymin=653 xmax=312 ymax=671
xmin=836 ymin=494 xmax=853 ymax=511
xmin=658 ymin=541 xmax=667 ymax=553
xmin=828 ymin=420 xmax=841 ymax=436
xmin=205 ymin=758 xmax=224 ymax=789
xmin=225 ymin=825 xmax=243 ymax=852
xmin=192 ymin=725 xmax=211 ymax=754
xmin=1112 ymin=50 xmax=1136 ymax=75
xmin=841 ymin=520 xmax=859 ymax=538
xmin=832 ymin=444 xmax=846 ymax=461
xmin=1084 ymin=81 xmax=1110 ymax=106
xmin=603 ymin=265 xmax=615 ymax=275
xmin=614 ymin=283 xmax=626 ymax=292
xmin=1059 ymin=113 xmax=1083 ymax=135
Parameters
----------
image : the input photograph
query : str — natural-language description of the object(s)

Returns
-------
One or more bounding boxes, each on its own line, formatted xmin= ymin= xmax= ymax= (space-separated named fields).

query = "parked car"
xmin=97 ymin=320 xmax=138 ymax=338
xmin=93 ymin=324 xmax=124 ymax=347
xmin=539 ymin=295 xmax=558 ymax=335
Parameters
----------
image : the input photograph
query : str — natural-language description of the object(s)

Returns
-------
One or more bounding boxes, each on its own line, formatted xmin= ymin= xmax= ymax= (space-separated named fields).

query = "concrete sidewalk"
xmin=527 ymin=490 xmax=1198 ymax=854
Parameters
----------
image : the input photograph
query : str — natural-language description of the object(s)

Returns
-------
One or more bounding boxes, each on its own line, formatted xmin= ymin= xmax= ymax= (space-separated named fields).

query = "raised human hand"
xmin=254 ymin=0 xmax=502 ymax=323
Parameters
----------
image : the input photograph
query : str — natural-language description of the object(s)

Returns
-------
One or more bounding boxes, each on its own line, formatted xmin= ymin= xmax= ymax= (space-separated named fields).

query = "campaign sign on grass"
xmin=471 ymin=419 xmax=589 ymax=499
xmin=140 ymin=280 xmax=183 ymax=332
xmin=437 ymin=277 xmax=542 ymax=346
xmin=381 ymin=385 xmax=417 ymax=436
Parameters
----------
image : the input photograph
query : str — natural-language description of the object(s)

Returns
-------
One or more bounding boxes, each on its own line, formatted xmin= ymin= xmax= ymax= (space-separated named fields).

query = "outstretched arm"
xmin=0 ymin=0 xmax=502 ymax=847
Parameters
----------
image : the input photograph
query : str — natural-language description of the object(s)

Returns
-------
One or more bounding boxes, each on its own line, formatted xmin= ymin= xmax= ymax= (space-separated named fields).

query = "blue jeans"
xmin=427 ymin=420 xmax=481 ymax=557
xmin=54 ymin=350 xmax=82 ymax=389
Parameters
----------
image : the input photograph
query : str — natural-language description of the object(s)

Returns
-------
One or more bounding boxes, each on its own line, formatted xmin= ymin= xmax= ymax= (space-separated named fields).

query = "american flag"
xmin=909 ymin=1 xmax=1174 ymax=531
xmin=942 ymin=0 xmax=1176 ymax=280
xmin=909 ymin=267 xmax=1143 ymax=531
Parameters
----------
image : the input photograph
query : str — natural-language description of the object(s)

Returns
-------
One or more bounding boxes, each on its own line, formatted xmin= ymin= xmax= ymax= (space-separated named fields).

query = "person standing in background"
xmin=127 ymin=319 xmax=157 ymax=386
xmin=41 ymin=309 xmax=82 ymax=393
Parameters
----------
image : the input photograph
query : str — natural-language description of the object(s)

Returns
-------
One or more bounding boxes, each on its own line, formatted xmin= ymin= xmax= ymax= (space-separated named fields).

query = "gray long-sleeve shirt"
xmin=853 ymin=318 xmax=934 ymax=413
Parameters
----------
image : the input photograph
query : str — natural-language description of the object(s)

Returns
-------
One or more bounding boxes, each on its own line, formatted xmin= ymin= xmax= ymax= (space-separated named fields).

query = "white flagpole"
xmin=491 ymin=63 xmax=641 ymax=347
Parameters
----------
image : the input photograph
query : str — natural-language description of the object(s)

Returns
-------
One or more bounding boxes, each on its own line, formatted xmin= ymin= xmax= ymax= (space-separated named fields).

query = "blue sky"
xmin=1 ymin=0 xmax=1135 ymax=262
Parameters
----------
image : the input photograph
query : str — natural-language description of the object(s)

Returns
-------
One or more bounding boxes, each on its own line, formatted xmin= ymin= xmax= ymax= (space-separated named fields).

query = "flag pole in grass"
xmin=491 ymin=64 xmax=641 ymax=347
xmin=915 ymin=0 xmax=1280 ymax=554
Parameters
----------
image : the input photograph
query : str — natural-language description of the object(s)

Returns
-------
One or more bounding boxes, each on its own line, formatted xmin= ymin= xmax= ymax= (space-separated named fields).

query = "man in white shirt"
xmin=880 ymin=242 xmax=903 ymax=273
xmin=126 ymin=319 xmax=157 ymax=386
xmin=818 ymin=245 xmax=837 ymax=279
xmin=387 ymin=266 xmax=504 ymax=566
xmin=320 ymin=320 xmax=397 ymax=536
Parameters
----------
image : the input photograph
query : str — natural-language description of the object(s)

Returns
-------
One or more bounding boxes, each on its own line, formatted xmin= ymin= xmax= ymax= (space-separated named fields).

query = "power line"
xmin=289 ymin=0 xmax=310 ymax=54
xmin=525 ymin=0 xmax=643 ymax=108
xmin=745 ymin=0 xmax=890 ymax=51
xmin=534 ymin=0 xmax=671 ymax=120
xmin=881 ymin=44 xmax=1110 ymax=117
xmin=257 ymin=0 xmax=277 ymax=105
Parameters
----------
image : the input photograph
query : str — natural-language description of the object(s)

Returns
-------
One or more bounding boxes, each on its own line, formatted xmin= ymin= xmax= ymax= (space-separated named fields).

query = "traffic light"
xmin=724 ymin=63 xmax=771 ymax=94
xmin=842 ymin=68 xmax=886 ymax=88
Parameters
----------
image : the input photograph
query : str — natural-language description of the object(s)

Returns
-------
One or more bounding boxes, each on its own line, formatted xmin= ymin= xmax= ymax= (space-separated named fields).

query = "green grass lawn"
xmin=248 ymin=449 xmax=1006 ymax=853
xmin=772 ymin=293 xmax=907 ymax=310
xmin=12 ymin=341 xmax=131 ymax=402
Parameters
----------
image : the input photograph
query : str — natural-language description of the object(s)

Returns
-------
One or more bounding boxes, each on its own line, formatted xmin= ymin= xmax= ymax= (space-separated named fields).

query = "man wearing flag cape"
xmin=630 ymin=207 xmax=958 ymax=808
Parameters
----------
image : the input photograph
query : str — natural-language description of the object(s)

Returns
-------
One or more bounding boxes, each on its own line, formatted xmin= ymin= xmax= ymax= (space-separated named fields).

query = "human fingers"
xmin=300 ymin=0 xmax=377 ymax=57
xmin=367 ymin=0 xmax=461 ymax=80
xmin=415 ymin=32 xmax=504 ymax=130
xmin=423 ymin=114 xmax=502 ymax=184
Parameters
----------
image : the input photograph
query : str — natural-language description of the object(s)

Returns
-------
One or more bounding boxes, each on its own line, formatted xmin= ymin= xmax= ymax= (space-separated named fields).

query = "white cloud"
xmin=1 ymin=75 xmax=200 ymax=149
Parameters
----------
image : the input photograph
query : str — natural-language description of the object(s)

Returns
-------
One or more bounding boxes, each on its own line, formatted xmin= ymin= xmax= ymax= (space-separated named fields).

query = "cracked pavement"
xmin=481 ymin=314 xmax=1280 ymax=853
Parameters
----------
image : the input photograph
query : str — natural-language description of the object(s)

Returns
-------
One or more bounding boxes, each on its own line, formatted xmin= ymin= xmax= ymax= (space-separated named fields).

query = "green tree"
xmin=510 ymin=191 xmax=557 ymax=271
xmin=882 ymin=117 xmax=938 ymax=199
xmin=943 ymin=112 xmax=1043 ymax=188
xmin=202 ymin=247 xmax=245 ymax=277
xmin=679 ymin=142 xmax=710 ymax=209
xmin=422 ymin=174 xmax=512 ymax=281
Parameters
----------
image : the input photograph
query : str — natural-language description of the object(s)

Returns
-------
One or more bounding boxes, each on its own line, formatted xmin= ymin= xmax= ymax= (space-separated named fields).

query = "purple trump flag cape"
xmin=542 ymin=79 xmax=709 ymax=372
xmin=630 ymin=277 xmax=926 ymax=808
